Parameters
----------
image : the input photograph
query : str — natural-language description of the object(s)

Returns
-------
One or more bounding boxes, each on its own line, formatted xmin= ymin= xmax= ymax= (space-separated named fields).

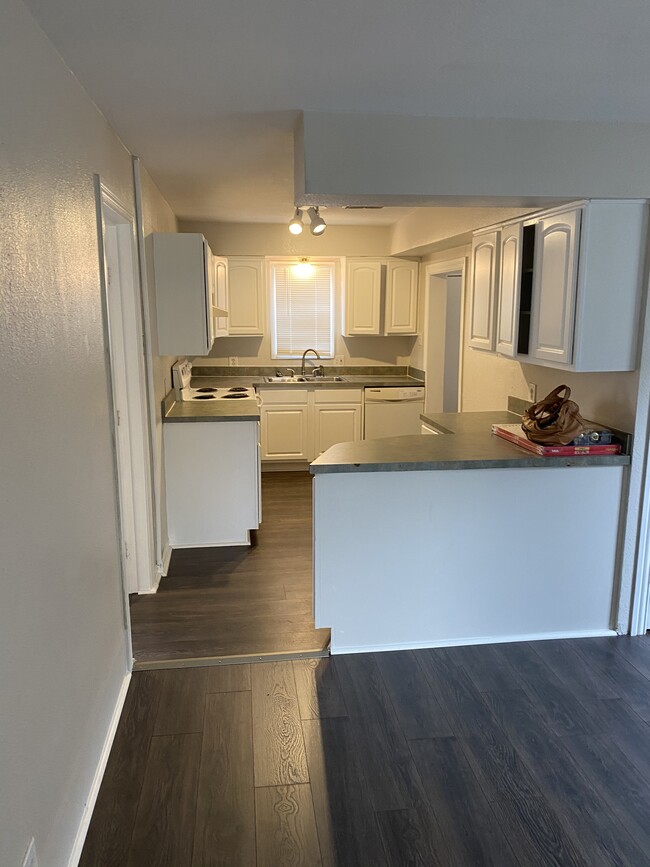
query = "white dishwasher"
xmin=364 ymin=386 xmax=425 ymax=438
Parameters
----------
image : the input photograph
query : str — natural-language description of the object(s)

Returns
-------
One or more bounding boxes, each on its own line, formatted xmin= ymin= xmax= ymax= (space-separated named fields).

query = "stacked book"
xmin=492 ymin=423 xmax=622 ymax=456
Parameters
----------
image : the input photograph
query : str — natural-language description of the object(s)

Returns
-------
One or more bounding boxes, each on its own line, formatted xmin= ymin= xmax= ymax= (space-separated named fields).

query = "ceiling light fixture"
xmin=293 ymin=257 xmax=314 ymax=278
xmin=308 ymin=206 xmax=326 ymax=235
xmin=288 ymin=207 xmax=304 ymax=235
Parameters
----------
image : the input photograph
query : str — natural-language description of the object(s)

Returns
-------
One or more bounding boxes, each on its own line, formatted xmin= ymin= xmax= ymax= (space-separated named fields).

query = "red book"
xmin=492 ymin=424 xmax=622 ymax=457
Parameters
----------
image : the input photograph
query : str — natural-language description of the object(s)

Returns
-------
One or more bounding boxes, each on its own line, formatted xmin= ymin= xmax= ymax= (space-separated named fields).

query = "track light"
xmin=308 ymin=206 xmax=326 ymax=235
xmin=288 ymin=207 xmax=304 ymax=235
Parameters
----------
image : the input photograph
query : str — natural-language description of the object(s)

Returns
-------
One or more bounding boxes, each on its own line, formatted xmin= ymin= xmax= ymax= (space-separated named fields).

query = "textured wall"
xmin=0 ymin=2 xmax=172 ymax=865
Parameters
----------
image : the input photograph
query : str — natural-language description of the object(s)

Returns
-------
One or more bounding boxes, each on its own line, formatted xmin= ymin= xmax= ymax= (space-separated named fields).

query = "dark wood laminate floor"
xmin=81 ymin=635 xmax=650 ymax=866
xmin=130 ymin=472 xmax=330 ymax=666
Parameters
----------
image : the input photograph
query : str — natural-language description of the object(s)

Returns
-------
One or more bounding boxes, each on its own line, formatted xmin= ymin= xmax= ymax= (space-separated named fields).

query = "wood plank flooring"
xmin=82 ymin=635 xmax=650 ymax=866
xmin=130 ymin=472 xmax=330 ymax=666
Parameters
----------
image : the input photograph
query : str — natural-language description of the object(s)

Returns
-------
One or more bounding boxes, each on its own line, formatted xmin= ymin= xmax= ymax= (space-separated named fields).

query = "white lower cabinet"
xmin=164 ymin=420 xmax=260 ymax=547
xmin=261 ymin=406 xmax=311 ymax=460
xmin=259 ymin=388 xmax=363 ymax=461
xmin=313 ymin=404 xmax=362 ymax=457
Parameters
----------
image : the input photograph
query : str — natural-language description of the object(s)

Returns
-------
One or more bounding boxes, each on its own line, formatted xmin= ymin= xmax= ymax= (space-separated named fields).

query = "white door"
xmin=530 ymin=209 xmax=581 ymax=365
xmin=261 ymin=406 xmax=310 ymax=460
xmin=313 ymin=405 xmax=362 ymax=456
xmin=385 ymin=260 xmax=418 ymax=334
xmin=98 ymin=181 xmax=156 ymax=600
xmin=496 ymin=224 xmax=522 ymax=357
xmin=345 ymin=260 xmax=382 ymax=335
xmin=468 ymin=231 xmax=499 ymax=350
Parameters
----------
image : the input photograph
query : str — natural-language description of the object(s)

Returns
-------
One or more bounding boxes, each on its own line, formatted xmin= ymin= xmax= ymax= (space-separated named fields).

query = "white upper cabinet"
xmin=468 ymin=230 xmax=499 ymax=351
xmin=470 ymin=200 xmax=647 ymax=372
xmin=227 ymin=257 xmax=265 ymax=335
xmin=212 ymin=255 xmax=229 ymax=339
xmin=495 ymin=223 xmax=523 ymax=357
xmin=153 ymin=232 xmax=215 ymax=356
xmin=530 ymin=208 xmax=580 ymax=365
xmin=385 ymin=259 xmax=419 ymax=334
xmin=345 ymin=260 xmax=382 ymax=335
xmin=344 ymin=258 xmax=418 ymax=336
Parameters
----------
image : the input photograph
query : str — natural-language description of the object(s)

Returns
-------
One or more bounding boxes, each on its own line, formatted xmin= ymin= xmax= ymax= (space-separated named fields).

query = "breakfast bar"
xmin=310 ymin=410 xmax=631 ymax=654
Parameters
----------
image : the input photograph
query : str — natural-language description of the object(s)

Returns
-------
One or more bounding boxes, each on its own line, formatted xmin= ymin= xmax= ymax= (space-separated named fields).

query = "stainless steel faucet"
xmin=301 ymin=348 xmax=321 ymax=377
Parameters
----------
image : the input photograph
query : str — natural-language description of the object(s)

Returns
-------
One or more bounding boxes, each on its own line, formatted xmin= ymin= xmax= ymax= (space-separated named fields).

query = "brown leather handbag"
xmin=522 ymin=385 xmax=586 ymax=445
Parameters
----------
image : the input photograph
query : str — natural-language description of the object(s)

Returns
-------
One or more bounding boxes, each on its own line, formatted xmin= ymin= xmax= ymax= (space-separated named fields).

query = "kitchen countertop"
xmin=310 ymin=410 xmax=632 ymax=474
xmin=189 ymin=375 xmax=424 ymax=389
xmin=163 ymin=390 xmax=260 ymax=423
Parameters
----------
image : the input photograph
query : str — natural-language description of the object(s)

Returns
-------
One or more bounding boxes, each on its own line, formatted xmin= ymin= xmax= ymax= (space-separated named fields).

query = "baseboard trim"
xmin=329 ymin=628 xmax=617 ymax=655
xmin=67 ymin=672 xmax=131 ymax=867
xmin=160 ymin=543 xmax=172 ymax=576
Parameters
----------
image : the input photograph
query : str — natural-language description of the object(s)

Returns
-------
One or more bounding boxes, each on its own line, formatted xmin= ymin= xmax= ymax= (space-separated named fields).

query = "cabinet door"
xmin=468 ymin=231 xmax=499 ymax=351
xmin=261 ymin=405 xmax=310 ymax=460
xmin=345 ymin=260 xmax=382 ymax=335
xmin=213 ymin=256 xmax=229 ymax=338
xmin=495 ymin=224 xmax=522 ymax=357
xmin=313 ymin=404 xmax=362 ymax=457
xmin=228 ymin=257 xmax=265 ymax=335
xmin=153 ymin=233 xmax=212 ymax=356
xmin=530 ymin=209 xmax=580 ymax=365
xmin=385 ymin=260 xmax=418 ymax=334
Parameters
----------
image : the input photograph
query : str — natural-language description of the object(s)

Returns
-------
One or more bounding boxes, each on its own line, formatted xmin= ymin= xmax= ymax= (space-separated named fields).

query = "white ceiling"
xmin=23 ymin=0 xmax=650 ymax=224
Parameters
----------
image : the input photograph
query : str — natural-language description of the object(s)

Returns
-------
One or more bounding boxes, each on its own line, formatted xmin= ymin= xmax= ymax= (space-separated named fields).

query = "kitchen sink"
xmin=263 ymin=375 xmax=346 ymax=383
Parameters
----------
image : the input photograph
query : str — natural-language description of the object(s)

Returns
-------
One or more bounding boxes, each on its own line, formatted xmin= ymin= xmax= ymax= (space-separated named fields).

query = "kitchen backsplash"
xmin=191 ymin=364 xmax=425 ymax=380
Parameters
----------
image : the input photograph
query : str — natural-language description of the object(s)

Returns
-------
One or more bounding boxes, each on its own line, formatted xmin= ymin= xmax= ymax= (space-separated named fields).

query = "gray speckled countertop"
xmin=163 ymin=390 xmax=260 ymax=423
xmin=310 ymin=410 xmax=631 ymax=474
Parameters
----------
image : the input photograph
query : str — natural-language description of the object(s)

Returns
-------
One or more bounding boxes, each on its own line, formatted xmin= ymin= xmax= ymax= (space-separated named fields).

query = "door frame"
xmin=95 ymin=177 xmax=157 ymax=603
xmin=423 ymin=258 xmax=467 ymax=415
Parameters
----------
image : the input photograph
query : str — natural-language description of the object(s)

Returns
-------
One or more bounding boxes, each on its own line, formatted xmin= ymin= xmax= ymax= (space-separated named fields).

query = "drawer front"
xmin=313 ymin=388 xmax=363 ymax=405
xmin=257 ymin=388 xmax=309 ymax=405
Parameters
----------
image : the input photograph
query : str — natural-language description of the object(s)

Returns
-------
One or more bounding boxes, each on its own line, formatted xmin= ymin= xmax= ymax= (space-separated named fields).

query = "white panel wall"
xmin=0 ymin=2 xmax=174 ymax=864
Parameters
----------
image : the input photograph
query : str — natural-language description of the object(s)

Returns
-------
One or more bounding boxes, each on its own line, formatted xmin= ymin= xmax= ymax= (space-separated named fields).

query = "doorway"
xmin=423 ymin=260 xmax=466 ymax=415
xmin=96 ymin=179 xmax=156 ymax=602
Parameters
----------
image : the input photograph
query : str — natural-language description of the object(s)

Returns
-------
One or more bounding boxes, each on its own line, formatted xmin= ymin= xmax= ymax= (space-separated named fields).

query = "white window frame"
xmin=267 ymin=257 xmax=339 ymax=360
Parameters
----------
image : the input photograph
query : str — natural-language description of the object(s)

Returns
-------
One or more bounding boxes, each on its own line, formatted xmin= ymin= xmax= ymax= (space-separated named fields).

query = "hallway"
xmin=130 ymin=472 xmax=330 ymax=667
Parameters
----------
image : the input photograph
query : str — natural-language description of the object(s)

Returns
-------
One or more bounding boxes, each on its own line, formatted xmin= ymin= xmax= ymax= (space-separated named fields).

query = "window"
xmin=269 ymin=259 xmax=336 ymax=359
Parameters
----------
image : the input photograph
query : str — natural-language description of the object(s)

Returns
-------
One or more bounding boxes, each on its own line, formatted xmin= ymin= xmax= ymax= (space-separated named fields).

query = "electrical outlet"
xmin=528 ymin=383 xmax=537 ymax=402
xmin=22 ymin=839 xmax=38 ymax=867
xmin=228 ymin=356 xmax=238 ymax=367
xmin=334 ymin=355 xmax=344 ymax=366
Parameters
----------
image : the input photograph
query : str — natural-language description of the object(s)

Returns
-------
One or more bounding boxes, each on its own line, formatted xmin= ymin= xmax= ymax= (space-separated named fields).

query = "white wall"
xmin=179 ymin=220 xmax=416 ymax=367
xmin=0 ymin=3 xmax=174 ymax=865
xmin=299 ymin=112 xmax=650 ymax=202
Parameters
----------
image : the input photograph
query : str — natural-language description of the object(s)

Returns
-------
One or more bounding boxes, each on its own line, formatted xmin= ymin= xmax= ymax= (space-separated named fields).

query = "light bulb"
xmin=288 ymin=207 xmax=303 ymax=235
xmin=308 ymin=206 xmax=326 ymax=235
xmin=294 ymin=258 xmax=314 ymax=278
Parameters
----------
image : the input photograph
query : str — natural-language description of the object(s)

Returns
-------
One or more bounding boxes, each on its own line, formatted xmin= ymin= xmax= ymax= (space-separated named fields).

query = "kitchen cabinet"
xmin=468 ymin=229 xmax=499 ymax=351
xmin=313 ymin=390 xmax=363 ymax=457
xmin=345 ymin=260 xmax=382 ymax=335
xmin=344 ymin=258 xmax=418 ymax=336
xmin=153 ymin=232 xmax=222 ymax=356
xmin=529 ymin=208 xmax=580 ymax=365
xmin=164 ymin=420 xmax=260 ymax=546
xmin=227 ymin=256 xmax=265 ymax=335
xmin=260 ymin=389 xmax=310 ymax=461
xmin=213 ymin=255 xmax=229 ymax=339
xmin=259 ymin=387 xmax=363 ymax=462
xmin=471 ymin=200 xmax=647 ymax=372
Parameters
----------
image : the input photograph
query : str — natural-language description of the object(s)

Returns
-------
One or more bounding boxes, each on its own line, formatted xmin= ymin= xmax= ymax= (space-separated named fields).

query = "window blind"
xmin=270 ymin=261 xmax=335 ymax=359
